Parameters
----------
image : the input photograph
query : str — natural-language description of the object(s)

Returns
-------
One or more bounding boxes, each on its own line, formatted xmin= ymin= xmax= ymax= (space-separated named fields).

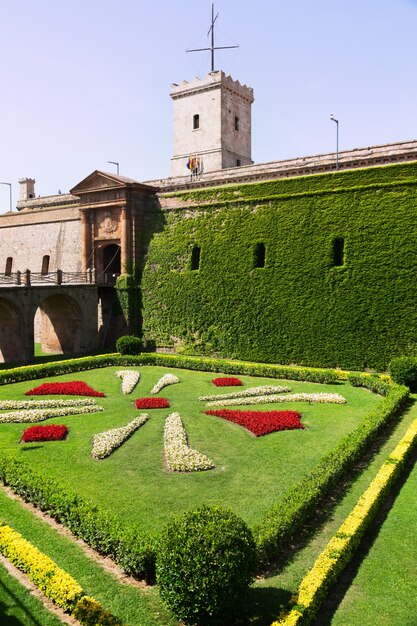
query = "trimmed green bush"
xmin=0 ymin=455 xmax=156 ymax=582
xmin=73 ymin=596 xmax=123 ymax=626
xmin=156 ymin=505 xmax=257 ymax=625
xmin=116 ymin=335 xmax=143 ymax=355
xmin=253 ymin=382 xmax=409 ymax=565
xmin=388 ymin=356 xmax=417 ymax=391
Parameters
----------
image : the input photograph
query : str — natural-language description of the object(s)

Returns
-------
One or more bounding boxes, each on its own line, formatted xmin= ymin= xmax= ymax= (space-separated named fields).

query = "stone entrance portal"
xmin=70 ymin=171 xmax=157 ymax=278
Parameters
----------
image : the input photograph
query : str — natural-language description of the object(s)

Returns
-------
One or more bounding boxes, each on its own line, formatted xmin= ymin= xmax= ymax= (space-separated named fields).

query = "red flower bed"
xmin=212 ymin=377 xmax=243 ymax=387
xmin=135 ymin=397 xmax=170 ymax=409
xmin=21 ymin=425 xmax=68 ymax=443
xmin=25 ymin=381 xmax=105 ymax=397
xmin=204 ymin=409 xmax=303 ymax=437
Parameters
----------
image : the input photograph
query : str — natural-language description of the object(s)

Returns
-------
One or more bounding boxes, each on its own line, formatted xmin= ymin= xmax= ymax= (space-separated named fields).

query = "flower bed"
xmin=0 ymin=404 xmax=104 ymax=424
xmin=25 ymin=381 xmax=105 ymax=397
xmin=205 ymin=392 xmax=347 ymax=407
xmin=150 ymin=373 xmax=180 ymax=395
xmin=199 ymin=385 xmax=291 ymax=402
xmin=115 ymin=369 xmax=140 ymax=394
xmin=205 ymin=409 xmax=303 ymax=437
xmin=135 ymin=397 xmax=170 ymax=409
xmin=212 ymin=377 xmax=243 ymax=386
xmin=0 ymin=398 xmax=97 ymax=410
xmin=21 ymin=424 xmax=68 ymax=443
xmin=92 ymin=414 xmax=149 ymax=460
xmin=164 ymin=412 xmax=214 ymax=472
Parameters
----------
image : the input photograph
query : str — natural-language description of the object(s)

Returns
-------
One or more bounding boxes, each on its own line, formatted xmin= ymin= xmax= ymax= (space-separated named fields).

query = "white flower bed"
xmin=0 ymin=398 xmax=97 ymax=410
xmin=164 ymin=412 xmax=214 ymax=472
xmin=92 ymin=414 xmax=149 ymax=460
xmin=198 ymin=385 xmax=291 ymax=402
xmin=150 ymin=373 xmax=180 ymax=395
xmin=0 ymin=404 xmax=104 ymax=424
xmin=205 ymin=393 xmax=347 ymax=407
xmin=115 ymin=370 xmax=140 ymax=394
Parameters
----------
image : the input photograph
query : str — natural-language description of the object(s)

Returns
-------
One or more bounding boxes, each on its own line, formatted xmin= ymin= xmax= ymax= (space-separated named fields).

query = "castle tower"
xmin=170 ymin=70 xmax=254 ymax=177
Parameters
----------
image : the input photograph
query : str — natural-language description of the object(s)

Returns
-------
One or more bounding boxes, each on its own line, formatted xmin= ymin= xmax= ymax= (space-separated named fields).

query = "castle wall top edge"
xmin=170 ymin=70 xmax=253 ymax=100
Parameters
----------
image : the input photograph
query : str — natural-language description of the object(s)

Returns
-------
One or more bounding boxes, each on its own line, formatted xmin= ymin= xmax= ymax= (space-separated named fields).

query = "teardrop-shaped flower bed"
xmin=204 ymin=409 xmax=303 ymax=437
xmin=135 ymin=397 xmax=170 ymax=409
xmin=25 ymin=381 xmax=105 ymax=397
xmin=21 ymin=424 xmax=68 ymax=443
xmin=211 ymin=377 xmax=243 ymax=387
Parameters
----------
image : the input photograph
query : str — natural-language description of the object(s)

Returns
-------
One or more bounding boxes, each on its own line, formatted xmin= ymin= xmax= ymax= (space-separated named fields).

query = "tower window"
xmin=5 ymin=257 xmax=12 ymax=276
xmin=332 ymin=238 xmax=345 ymax=267
xmin=41 ymin=255 xmax=50 ymax=274
xmin=253 ymin=243 xmax=266 ymax=268
xmin=190 ymin=245 xmax=201 ymax=271
xmin=234 ymin=115 xmax=240 ymax=131
xmin=193 ymin=114 xmax=200 ymax=130
xmin=236 ymin=159 xmax=241 ymax=167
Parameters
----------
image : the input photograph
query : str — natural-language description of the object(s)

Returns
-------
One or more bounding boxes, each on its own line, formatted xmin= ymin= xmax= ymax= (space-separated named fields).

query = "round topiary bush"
xmin=156 ymin=505 xmax=257 ymax=625
xmin=388 ymin=356 xmax=417 ymax=391
xmin=115 ymin=335 xmax=143 ymax=355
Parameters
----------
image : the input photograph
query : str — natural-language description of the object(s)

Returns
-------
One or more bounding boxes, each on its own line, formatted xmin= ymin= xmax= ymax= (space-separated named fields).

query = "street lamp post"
xmin=330 ymin=115 xmax=339 ymax=170
xmin=107 ymin=161 xmax=120 ymax=175
xmin=0 ymin=182 xmax=12 ymax=212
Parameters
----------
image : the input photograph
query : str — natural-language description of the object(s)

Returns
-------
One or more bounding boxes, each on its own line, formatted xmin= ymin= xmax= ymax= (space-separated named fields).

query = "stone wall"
xmin=0 ymin=205 xmax=81 ymax=274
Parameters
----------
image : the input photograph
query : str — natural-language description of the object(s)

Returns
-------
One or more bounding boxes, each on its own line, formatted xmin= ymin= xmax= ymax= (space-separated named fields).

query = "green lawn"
xmin=0 ymin=366 xmax=380 ymax=534
xmin=0 ymin=561 xmax=64 ymax=626
xmin=318 ymin=426 xmax=417 ymax=625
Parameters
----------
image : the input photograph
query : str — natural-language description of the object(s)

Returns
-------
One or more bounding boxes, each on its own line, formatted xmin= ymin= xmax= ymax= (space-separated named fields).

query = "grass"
xmin=0 ymin=366 xmax=380 ymax=533
xmin=313 ymin=404 xmax=417 ymax=625
xmin=1 ymin=362 xmax=412 ymax=626
xmin=0 ymin=489 xmax=177 ymax=626
xmin=0 ymin=560 xmax=64 ymax=626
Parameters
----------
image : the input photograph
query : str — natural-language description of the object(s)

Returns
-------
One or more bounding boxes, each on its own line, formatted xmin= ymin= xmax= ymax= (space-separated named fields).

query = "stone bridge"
xmin=0 ymin=283 xmax=100 ymax=363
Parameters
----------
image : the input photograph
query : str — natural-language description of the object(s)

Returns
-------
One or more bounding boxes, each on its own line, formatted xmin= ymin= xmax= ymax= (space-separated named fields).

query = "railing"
xmin=0 ymin=270 xmax=121 ymax=287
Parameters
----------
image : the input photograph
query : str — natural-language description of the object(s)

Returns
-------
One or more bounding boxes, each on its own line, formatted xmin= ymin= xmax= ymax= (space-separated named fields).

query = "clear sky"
xmin=1 ymin=0 xmax=416 ymax=209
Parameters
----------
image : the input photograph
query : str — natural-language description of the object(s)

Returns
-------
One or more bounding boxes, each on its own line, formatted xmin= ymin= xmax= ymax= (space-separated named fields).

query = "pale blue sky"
xmin=1 ymin=0 xmax=416 ymax=208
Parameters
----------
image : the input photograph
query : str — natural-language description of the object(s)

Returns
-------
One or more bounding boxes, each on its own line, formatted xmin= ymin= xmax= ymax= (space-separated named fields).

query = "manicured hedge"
xmin=253 ymin=381 xmax=409 ymax=565
xmin=141 ymin=161 xmax=417 ymax=370
xmin=0 ymin=353 xmax=338 ymax=386
xmin=0 ymin=523 xmax=123 ymax=625
xmin=0 ymin=456 xmax=157 ymax=582
xmin=273 ymin=415 xmax=417 ymax=625
xmin=0 ymin=357 xmax=407 ymax=578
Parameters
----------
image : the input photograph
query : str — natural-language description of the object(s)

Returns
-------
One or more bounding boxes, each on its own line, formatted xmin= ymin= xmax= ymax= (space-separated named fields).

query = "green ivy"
xmin=142 ymin=161 xmax=417 ymax=370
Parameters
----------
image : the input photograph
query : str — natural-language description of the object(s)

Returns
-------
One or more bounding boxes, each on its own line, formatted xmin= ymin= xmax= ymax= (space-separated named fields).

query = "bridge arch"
xmin=0 ymin=298 xmax=25 ymax=362
xmin=35 ymin=293 xmax=83 ymax=355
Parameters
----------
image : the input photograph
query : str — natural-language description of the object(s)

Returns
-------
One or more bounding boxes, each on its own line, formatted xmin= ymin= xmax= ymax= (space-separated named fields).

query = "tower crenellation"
xmin=170 ymin=70 xmax=254 ymax=177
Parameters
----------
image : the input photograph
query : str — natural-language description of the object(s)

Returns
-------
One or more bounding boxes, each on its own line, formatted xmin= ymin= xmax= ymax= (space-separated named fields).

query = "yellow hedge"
xmin=0 ymin=524 xmax=83 ymax=611
xmin=272 ymin=416 xmax=417 ymax=625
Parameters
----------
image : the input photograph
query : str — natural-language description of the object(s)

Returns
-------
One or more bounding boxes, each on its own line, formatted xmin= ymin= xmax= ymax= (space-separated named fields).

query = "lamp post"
xmin=330 ymin=115 xmax=339 ymax=170
xmin=107 ymin=161 xmax=120 ymax=175
xmin=0 ymin=181 xmax=12 ymax=212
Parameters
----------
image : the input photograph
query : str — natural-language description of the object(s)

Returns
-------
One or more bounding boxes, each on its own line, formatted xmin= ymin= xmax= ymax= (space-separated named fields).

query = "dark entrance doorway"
xmin=101 ymin=244 xmax=121 ymax=284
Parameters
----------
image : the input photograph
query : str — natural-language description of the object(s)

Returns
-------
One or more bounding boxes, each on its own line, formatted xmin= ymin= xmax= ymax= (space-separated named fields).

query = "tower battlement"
xmin=170 ymin=71 xmax=254 ymax=177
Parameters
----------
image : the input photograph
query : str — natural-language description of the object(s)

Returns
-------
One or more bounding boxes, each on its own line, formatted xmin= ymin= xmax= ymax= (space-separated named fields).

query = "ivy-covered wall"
xmin=141 ymin=162 xmax=417 ymax=370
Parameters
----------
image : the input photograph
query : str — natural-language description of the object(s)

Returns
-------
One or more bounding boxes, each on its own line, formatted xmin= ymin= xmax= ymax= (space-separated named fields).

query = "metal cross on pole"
xmin=187 ymin=3 xmax=239 ymax=72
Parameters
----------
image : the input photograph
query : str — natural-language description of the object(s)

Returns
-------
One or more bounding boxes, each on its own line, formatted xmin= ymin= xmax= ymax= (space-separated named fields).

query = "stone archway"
xmin=0 ymin=298 xmax=25 ymax=362
xmin=35 ymin=294 xmax=83 ymax=354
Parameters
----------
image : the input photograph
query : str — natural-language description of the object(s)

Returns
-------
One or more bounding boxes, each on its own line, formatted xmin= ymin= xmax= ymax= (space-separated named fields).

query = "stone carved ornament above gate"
xmin=100 ymin=213 xmax=118 ymax=236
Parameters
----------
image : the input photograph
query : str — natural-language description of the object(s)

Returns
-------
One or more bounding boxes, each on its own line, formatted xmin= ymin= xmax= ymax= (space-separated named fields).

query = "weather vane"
xmin=187 ymin=3 xmax=239 ymax=72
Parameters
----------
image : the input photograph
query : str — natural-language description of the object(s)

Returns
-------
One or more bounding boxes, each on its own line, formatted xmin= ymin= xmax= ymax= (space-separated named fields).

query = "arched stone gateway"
xmin=35 ymin=294 xmax=83 ymax=354
xmin=0 ymin=298 xmax=25 ymax=362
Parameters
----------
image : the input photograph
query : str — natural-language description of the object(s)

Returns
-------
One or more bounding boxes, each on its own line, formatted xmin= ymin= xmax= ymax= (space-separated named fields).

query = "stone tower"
xmin=170 ymin=70 xmax=254 ymax=177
